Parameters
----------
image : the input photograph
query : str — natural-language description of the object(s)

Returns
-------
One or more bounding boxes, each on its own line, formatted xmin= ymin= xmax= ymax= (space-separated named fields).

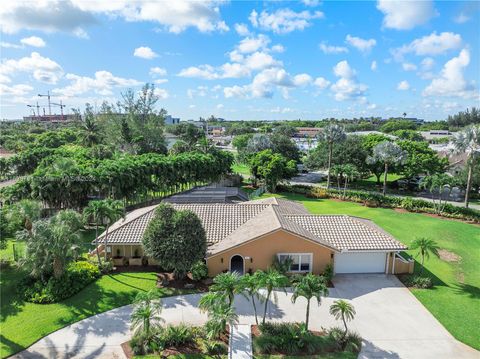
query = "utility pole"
xmin=38 ymin=90 xmax=52 ymax=115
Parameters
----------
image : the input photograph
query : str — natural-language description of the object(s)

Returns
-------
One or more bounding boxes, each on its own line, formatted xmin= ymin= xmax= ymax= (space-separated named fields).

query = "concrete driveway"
xmin=13 ymin=274 xmax=478 ymax=359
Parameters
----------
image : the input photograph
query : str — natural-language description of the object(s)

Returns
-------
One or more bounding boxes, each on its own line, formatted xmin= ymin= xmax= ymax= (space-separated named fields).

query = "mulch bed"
xmin=156 ymin=272 xmax=211 ymax=292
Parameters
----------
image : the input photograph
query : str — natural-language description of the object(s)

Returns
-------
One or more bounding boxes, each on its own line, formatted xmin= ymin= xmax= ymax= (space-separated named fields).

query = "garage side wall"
xmin=206 ymin=229 xmax=334 ymax=276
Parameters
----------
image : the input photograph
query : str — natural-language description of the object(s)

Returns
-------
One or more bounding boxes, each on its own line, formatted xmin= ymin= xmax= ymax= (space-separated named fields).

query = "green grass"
xmin=0 ymin=269 xmax=192 ymax=358
xmin=260 ymin=192 xmax=480 ymax=350
xmin=231 ymin=162 xmax=250 ymax=177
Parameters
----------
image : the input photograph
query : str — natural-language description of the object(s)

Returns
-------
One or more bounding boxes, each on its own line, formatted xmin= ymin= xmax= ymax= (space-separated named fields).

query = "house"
xmin=97 ymin=197 xmax=412 ymax=275
xmin=164 ymin=115 xmax=180 ymax=125
xmin=294 ymin=127 xmax=322 ymax=138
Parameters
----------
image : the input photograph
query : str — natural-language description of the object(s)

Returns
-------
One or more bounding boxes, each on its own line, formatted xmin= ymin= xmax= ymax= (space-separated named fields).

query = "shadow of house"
xmin=359 ymin=339 xmax=401 ymax=359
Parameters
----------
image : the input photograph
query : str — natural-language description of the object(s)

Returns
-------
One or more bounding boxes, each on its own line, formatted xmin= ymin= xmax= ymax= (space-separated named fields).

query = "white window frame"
xmin=277 ymin=253 xmax=313 ymax=273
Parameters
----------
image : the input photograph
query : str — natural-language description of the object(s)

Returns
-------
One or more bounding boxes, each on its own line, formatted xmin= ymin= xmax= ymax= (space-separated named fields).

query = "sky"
xmin=0 ymin=0 xmax=479 ymax=122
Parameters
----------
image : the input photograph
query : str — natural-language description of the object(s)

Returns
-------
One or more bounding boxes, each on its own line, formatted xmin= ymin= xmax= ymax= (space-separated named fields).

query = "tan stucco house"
xmin=96 ymin=197 xmax=413 ymax=276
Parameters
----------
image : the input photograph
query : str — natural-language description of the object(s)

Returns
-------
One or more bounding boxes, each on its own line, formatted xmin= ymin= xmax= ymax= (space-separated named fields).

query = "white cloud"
xmin=134 ymin=46 xmax=158 ymax=59
xmin=154 ymin=88 xmax=169 ymax=99
xmin=370 ymin=60 xmax=377 ymax=71
xmin=319 ymin=42 xmax=348 ymax=54
xmin=454 ymin=13 xmax=470 ymax=24
xmin=234 ymin=23 xmax=250 ymax=36
xmin=271 ymin=106 xmax=294 ymax=113
xmin=0 ymin=83 xmax=34 ymax=96
xmin=314 ymin=77 xmax=330 ymax=89
xmin=179 ymin=65 xmax=218 ymax=80
xmin=330 ymin=60 xmax=367 ymax=102
xmin=367 ymin=103 xmax=377 ymax=110
xmin=0 ymin=42 xmax=22 ymax=49
xmin=149 ymin=67 xmax=167 ymax=76
xmin=224 ymin=85 xmax=249 ymax=98
xmin=53 ymin=70 xmax=141 ymax=97
xmin=20 ymin=36 xmax=46 ymax=47
xmin=0 ymin=1 xmax=229 ymax=36
xmin=249 ymin=8 xmax=324 ymax=34
xmin=237 ymin=34 xmax=270 ymax=54
xmin=392 ymin=32 xmax=462 ymax=61
xmin=397 ymin=80 xmax=410 ymax=90
xmin=423 ymin=49 xmax=478 ymax=99
xmin=377 ymin=0 xmax=437 ymax=30
xmin=402 ymin=62 xmax=417 ymax=71
xmin=271 ymin=44 xmax=285 ymax=53
xmin=345 ymin=35 xmax=376 ymax=53
xmin=154 ymin=79 xmax=168 ymax=84
xmin=302 ymin=0 xmax=320 ymax=6
xmin=421 ymin=57 xmax=435 ymax=70
xmin=216 ymin=103 xmax=224 ymax=109
xmin=0 ymin=52 xmax=63 ymax=84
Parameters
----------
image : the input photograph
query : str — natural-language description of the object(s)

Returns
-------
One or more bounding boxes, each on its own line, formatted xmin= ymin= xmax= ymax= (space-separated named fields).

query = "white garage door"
xmin=335 ymin=252 xmax=386 ymax=273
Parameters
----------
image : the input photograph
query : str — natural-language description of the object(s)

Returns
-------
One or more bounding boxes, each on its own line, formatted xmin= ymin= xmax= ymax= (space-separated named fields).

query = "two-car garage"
xmin=334 ymin=252 xmax=387 ymax=274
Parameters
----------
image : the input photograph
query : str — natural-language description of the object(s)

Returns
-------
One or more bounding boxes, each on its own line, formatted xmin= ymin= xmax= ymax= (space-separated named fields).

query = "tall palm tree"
xmin=238 ymin=273 xmax=263 ymax=325
xmin=342 ymin=164 xmax=360 ymax=198
xmin=329 ymin=299 xmax=356 ymax=340
xmin=101 ymin=199 xmax=125 ymax=261
xmin=210 ymin=272 xmax=240 ymax=307
xmin=319 ymin=124 xmax=346 ymax=189
xmin=83 ymin=200 xmax=113 ymax=266
xmin=257 ymin=269 xmax=288 ymax=324
xmin=451 ymin=125 xmax=480 ymax=208
xmin=291 ymin=273 xmax=329 ymax=330
xmin=410 ymin=237 xmax=440 ymax=275
xmin=367 ymin=141 xmax=407 ymax=196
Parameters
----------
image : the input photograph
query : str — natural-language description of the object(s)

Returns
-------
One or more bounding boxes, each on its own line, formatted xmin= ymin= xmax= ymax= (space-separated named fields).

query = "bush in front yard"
xmin=402 ymin=275 xmax=433 ymax=289
xmin=190 ymin=261 xmax=208 ymax=281
xmin=328 ymin=326 xmax=362 ymax=352
xmin=21 ymin=261 xmax=101 ymax=303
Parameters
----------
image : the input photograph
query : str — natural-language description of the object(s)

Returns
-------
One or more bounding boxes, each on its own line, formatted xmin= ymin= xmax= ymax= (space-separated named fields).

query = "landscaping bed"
xmin=156 ymin=271 xmax=211 ymax=292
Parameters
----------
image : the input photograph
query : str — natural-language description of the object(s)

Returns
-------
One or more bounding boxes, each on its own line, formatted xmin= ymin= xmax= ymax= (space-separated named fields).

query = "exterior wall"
xmin=206 ymin=229 xmax=334 ymax=276
xmin=386 ymin=252 xmax=415 ymax=274
xmin=108 ymin=244 xmax=144 ymax=258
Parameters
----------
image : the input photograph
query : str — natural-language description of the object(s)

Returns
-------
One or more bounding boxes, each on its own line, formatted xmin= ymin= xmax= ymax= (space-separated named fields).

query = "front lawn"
xmin=261 ymin=192 xmax=480 ymax=350
xmin=0 ymin=269 xmax=191 ymax=358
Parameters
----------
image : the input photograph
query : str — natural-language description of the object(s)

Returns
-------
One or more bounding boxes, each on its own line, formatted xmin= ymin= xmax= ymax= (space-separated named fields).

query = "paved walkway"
xmin=229 ymin=324 xmax=252 ymax=359
xmin=14 ymin=275 xmax=479 ymax=359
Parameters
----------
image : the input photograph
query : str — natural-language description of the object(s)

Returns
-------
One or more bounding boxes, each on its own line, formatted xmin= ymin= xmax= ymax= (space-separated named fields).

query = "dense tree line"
xmin=447 ymin=107 xmax=479 ymax=128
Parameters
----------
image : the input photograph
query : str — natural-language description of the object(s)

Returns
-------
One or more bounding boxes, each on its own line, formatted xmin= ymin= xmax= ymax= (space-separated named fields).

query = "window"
xmin=277 ymin=253 xmax=312 ymax=273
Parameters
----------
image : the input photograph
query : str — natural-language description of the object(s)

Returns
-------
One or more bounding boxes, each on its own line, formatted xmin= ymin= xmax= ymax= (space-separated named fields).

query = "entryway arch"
xmin=230 ymin=254 xmax=244 ymax=275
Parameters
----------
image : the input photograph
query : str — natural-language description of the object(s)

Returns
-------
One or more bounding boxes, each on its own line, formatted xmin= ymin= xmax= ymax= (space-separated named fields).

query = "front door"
xmin=230 ymin=255 xmax=244 ymax=275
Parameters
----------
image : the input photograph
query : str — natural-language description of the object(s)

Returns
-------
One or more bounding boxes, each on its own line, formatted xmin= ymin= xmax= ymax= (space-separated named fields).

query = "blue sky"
xmin=0 ymin=0 xmax=479 ymax=121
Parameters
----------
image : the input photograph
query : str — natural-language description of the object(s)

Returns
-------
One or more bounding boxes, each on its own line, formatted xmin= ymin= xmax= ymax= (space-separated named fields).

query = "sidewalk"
xmin=229 ymin=324 xmax=252 ymax=359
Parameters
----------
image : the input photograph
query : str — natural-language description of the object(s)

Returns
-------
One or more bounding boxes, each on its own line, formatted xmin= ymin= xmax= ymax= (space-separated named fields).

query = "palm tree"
xmin=6 ymin=199 xmax=42 ymax=235
xmin=319 ymin=124 xmax=346 ymax=189
xmin=451 ymin=125 xmax=479 ymax=208
xmin=367 ymin=141 xmax=407 ymax=196
xmin=204 ymin=301 xmax=238 ymax=340
xmin=130 ymin=297 xmax=163 ymax=336
xmin=101 ymin=199 xmax=125 ymax=261
xmin=238 ymin=273 xmax=263 ymax=325
xmin=210 ymin=272 xmax=240 ymax=307
xmin=291 ymin=273 xmax=329 ymax=330
xmin=83 ymin=200 xmax=114 ymax=266
xmin=420 ymin=174 xmax=458 ymax=214
xmin=257 ymin=269 xmax=288 ymax=324
xmin=410 ymin=237 xmax=440 ymax=275
xmin=342 ymin=164 xmax=360 ymax=198
xmin=329 ymin=300 xmax=356 ymax=340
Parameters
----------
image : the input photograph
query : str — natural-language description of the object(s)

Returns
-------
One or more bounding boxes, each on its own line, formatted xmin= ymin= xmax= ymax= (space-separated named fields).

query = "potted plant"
xmin=112 ymin=248 xmax=126 ymax=266
xmin=129 ymin=248 xmax=143 ymax=266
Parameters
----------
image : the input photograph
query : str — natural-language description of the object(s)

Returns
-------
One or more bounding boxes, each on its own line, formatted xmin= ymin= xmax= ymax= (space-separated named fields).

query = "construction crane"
xmin=38 ymin=90 xmax=52 ymax=115
xmin=51 ymin=100 xmax=66 ymax=117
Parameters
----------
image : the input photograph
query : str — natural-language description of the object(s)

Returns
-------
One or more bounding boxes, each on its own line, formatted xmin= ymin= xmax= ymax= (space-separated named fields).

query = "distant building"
xmin=294 ymin=127 xmax=322 ymax=138
xmin=164 ymin=115 xmax=180 ymax=125
xmin=209 ymin=126 xmax=225 ymax=136
xmin=421 ymin=130 xmax=453 ymax=141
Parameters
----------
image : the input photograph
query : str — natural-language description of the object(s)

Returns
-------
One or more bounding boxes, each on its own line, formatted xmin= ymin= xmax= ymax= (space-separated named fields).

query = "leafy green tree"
xmin=451 ymin=125 xmax=480 ymax=208
xmin=271 ymin=133 xmax=300 ymax=162
xmin=131 ymin=290 xmax=163 ymax=336
xmin=5 ymin=199 xmax=42 ymax=234
xmin=291 ymin=273 xmax=329 ymax=330
xmin=447 ymin=107 xmax=480 ymax=128
xmin=249 ymin=150 xmax=296 ymax=192
xmin=380 ymin=120 xmax=417 ymax=133
xmin=398 ymin=140 xmax=448 ymax=179
xmin=318 ymin=124 xmax=346 ymax=189
xmin=82 ymin=103 xmax=101 ymax=147
xmin=273 ymin=124 xmax=297 ymax=137
xmin=410 ymin=237 xmax=440 ymax=275
xmin=329 ymin=300 xmax=356 ymax=340
xmin=143 ymin=203 xmax=207 ymax=279
xmin=256 ymin=269 xmax=289 ymax=324
xmin=391 ymin=129 xmax=424 ymax=141
xmin=367 ymin=142 xmax=407 ymax=195
xmin=246 ymin=134 xmax=273 ymax=156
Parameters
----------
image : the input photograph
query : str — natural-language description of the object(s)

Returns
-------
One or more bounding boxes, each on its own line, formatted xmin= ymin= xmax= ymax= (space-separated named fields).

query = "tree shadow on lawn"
xmin=0 ymin=334 xmax=24 ymax=358
xmin=452 ymin=283 xmax=480 ymax=299
xmin=0 ymin=268 xmax=27 ymax=322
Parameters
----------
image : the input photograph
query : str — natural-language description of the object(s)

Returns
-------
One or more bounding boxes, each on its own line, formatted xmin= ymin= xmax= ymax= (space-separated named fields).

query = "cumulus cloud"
xmin=376 ymin=0 xmax=437 ymax=30
xmin=397 ymin=80 xmax=410 ymax=90
xmin=319 ymin=42 xmax=348 ymax=54
xmin=454 ymin=13 xmax=470 ymax=24
xmin=402 ymin=63 xmax=417 ymax=71
xmin=0 ymin=52 xmax=63 ymax=84
xmin=314 ymin=77 xmax=330 ymax=89
xmin=149 ymin=67 xmax=167 ymax=76
xmin=53 ymin=70 xmax=141 ymax=97
xmin=392 ymin=32 xmax=462 ymax=61
xmin=154 ymin=88 xmax=169 ymax=99
xmin=249 ymin=8 xmax=324 ymax=34
xmin=0 ymin=83 xmax=34 ymax=96
xmin=423 ymin=49 xmax=478 ymax=99
xmin=330 ymin=60 xmax=367 ymax=102
xmin=134 ymin=46 xmax=158 ymax=59
xmin=0 ymin=1 xmax=229 ymax=36
xmin=234 ymin=23 xmax=250 ymax=36
xmin=20 ymin=36 xmax=46 ymax=47
xmin=371 ymin=61 xmax=377 ymax=71
xmin=345 ymin=35 xmax=376 ymax=53
xmin=236 ymin=34 xmax=270 ymax=53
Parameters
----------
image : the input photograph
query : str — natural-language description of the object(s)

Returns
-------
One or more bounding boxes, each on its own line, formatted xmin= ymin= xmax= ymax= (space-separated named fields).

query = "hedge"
xmin=276 ymin=184 xmax=480 ymax=223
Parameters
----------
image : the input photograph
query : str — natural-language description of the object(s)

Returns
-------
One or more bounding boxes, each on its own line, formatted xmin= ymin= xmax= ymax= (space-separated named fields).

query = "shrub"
xmin=130 ymin=331 xmax=160 ymax=355
xmin=21 ymin=261 xmax=101 ymax=303
xmin=202 ymin=340 xmax=228 ymax=355
xmin=190 ymin=261 xmax=208 ymax=281
xmin=160 ymin=324 xmax=195 ymax=347
xmin=322 ymin=264 xmax=334 ymax=283
xmin=404 ymin=275 xmax=433 ymax=289
xmin=327 ymin=326 xmax=362 ymax=353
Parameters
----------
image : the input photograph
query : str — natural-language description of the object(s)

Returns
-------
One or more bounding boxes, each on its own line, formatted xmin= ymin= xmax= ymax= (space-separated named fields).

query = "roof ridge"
xmin=99 ymin=205 xmax=157 ymax=239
